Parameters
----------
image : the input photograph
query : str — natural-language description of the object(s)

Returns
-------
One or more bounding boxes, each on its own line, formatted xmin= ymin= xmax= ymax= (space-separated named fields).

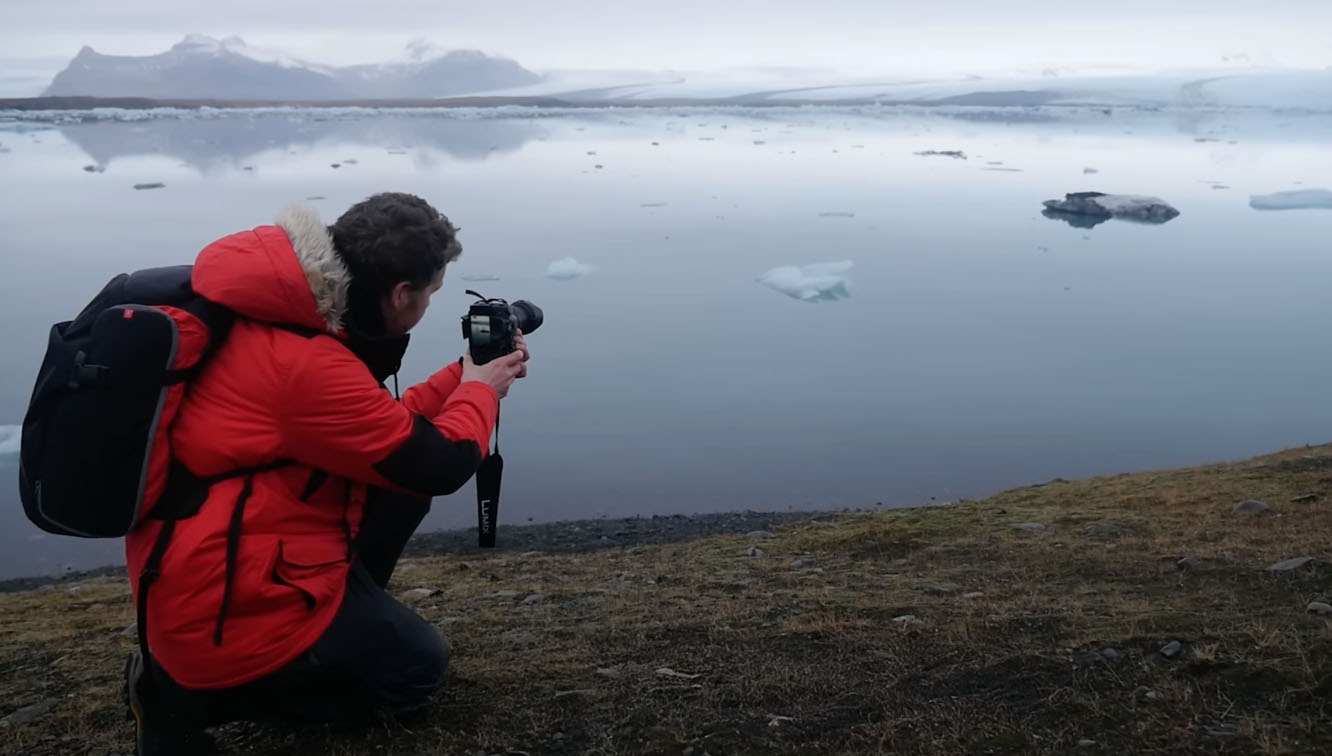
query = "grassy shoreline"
xmin=3 ymin=444 xmax=1331 ymax=754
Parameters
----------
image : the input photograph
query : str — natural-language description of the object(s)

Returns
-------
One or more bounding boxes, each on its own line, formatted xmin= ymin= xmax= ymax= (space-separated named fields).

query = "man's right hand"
xmin=460 ymin=350 xmax=527 ymax=399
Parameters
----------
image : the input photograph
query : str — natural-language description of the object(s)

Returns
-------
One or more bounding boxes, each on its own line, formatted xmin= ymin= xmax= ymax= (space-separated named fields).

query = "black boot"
xmin=124 ymin=652 xmax=216 ymax=756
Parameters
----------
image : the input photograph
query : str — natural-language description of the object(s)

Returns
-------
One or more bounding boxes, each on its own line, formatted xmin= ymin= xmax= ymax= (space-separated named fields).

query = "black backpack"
xmin=18 ymin=265 xmax=235 ymax=538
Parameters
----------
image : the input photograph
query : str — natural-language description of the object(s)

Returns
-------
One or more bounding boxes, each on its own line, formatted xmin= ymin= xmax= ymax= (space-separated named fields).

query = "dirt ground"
xmin=3 ymin=444 xmax=1331 ymax=755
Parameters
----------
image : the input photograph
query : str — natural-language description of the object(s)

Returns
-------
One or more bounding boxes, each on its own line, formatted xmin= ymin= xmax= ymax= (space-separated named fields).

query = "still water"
xmin=1 ymin=104 xmax=1330 ymax=579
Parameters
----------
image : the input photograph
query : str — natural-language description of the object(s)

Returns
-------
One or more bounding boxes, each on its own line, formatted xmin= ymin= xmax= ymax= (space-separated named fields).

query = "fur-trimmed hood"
xmin=274 ymin=204 xmax=349 ymax=332
xmin=191 ymin=203 xmax=351 ymax=334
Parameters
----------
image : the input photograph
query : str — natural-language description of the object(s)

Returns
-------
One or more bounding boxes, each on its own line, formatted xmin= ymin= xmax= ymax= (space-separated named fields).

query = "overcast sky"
xmin=2 ymin=0 xmax=1330 ymax=88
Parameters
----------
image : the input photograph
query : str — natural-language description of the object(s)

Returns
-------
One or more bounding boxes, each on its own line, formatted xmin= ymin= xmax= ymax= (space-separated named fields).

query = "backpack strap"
xmin=138 ymin=459 xmax=296 ymax=661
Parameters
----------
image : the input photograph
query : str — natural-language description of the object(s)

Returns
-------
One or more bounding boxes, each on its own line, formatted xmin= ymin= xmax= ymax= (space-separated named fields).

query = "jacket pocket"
xmin=271 ymin=539 xmax=347 ymax=613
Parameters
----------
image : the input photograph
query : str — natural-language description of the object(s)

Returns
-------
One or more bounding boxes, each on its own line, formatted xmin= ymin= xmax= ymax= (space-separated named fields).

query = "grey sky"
xmin=3 ymin=0 xmax=1330 ymax=78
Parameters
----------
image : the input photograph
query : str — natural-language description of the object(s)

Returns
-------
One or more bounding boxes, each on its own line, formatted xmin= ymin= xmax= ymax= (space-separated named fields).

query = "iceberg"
xmin=757 ymin=261 xmax=852 ymax=302
xmin=546 ymin=257 xmax=595 ymax=280
xmin=0 ymin=425 xmax=20 ymax=460
xmin=1042 ymin=192 xmax=1180 ymax=227
xmin=1249 ymin=189 xmax=1332 ymax=211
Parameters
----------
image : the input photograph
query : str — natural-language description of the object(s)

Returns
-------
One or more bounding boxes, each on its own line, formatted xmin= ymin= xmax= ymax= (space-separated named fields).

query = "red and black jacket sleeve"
xmin=281 ymin=341 xmax=497 ymax=496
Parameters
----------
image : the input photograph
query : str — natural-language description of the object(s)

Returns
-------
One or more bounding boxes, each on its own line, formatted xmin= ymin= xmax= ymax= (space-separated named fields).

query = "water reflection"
xmin=58 ymin=114 xmax=548 ymax=172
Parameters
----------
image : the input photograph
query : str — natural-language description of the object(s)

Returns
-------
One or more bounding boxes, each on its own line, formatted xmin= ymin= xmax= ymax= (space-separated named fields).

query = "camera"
xmin=461 ymin=290 xmax=543 ymax=365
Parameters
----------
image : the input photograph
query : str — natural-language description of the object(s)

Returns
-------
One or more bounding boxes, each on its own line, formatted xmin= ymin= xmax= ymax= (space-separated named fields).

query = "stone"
xmin=1176 ymin=557 xmax=1200 ymax=571
xmin=595 ymin=667 xmax=621 ymax=678
xmin=1234 ymin=499 xmax=1269 ymax=514
xmin=1133 ymin=686 xmax=1159 ymax=702
xmin=522 ymin=593 xmax=546 ymax=605
xmin=1078 ymin=740 xmax=1096 ymax=748
xmin=1015 ymin=522 xmax=1048 ymax=532
xmin=747 ymin=530 xmax=776 ymax=540
xmin=1100 ymin=647 xmax=1123 ymax=661
xmin=2 ymin=699 xmax=57 ymax=725
xmin=1267 ymin=557 xmax=1317 ymax=571
xmin=893 ymin=614 xmax=924 ymax=626
xmin=1291 ymin=493 xmax=1320 ymax=503
xmin=401 ymin=588 xmax=438 ymax=601
xmin=1084 ymin=523 xmax=1123 ymax=535
xmin=747 ymin=547 xmax=765 ymax=558
xmin=121 ymin=622 xmax=138 ymax=636
xmin=1160 ymin=640 xmax=1184 ymax=659
xmin=790 ymin=559 xmax=808 ymax=569
xmin=961 ymin=592 xmax=985 ymax=599
xmin=1306 ymin=601 xmax=1332 ymax=616
xmin=520 ymin=550 xmax=544 ymax=557
xmin=485 ymin=590 xmax=520 ymax=599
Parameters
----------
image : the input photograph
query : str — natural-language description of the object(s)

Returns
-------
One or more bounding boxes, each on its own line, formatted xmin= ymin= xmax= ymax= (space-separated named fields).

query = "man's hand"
xmin=461 ymin=331 xmax=529 ymax=399
xmin=512 ymin=329 xmax=531 ymax=366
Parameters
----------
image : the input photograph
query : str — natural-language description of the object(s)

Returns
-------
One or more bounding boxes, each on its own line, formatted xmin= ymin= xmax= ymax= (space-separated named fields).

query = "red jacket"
xmin=124 ymin=204 xmax=498 ymax=690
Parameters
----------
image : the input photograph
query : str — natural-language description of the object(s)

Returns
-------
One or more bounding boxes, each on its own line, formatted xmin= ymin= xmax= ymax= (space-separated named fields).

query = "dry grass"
xmin=4 ymin=444 xmax=1332 ymax=755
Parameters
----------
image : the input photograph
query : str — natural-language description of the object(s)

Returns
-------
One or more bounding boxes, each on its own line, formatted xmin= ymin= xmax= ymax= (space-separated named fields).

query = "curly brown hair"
xmin=330 ymin=192 xmax=462 ymax=334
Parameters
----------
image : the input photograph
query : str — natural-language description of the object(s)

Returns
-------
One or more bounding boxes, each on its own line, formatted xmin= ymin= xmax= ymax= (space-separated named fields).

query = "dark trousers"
xmin=154 ymin=490 xmax=445 ymax=726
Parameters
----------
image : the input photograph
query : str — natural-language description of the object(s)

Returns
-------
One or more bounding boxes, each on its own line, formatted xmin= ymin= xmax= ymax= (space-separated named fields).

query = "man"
xmin=123 ymin=192 xmax=529 ymax=755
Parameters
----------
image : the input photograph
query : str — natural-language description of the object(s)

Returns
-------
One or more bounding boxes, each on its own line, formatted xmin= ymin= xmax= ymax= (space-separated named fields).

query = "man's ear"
xmin=389 ymin=281 xmax=416 ymax=309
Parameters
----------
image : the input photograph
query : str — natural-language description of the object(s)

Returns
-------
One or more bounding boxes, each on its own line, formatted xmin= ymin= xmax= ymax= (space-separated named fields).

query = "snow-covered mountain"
xmin=43 ymin=35 xmax=541 ymax=100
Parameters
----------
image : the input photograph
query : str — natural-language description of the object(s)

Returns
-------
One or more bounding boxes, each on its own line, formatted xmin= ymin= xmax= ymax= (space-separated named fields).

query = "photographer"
xmin=122 ymin=193 xmax=528 ymax=755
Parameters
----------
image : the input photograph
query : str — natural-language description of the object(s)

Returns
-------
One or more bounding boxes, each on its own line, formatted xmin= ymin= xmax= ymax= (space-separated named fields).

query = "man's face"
xmin=382 ymin=270 xmax=445 ymax=336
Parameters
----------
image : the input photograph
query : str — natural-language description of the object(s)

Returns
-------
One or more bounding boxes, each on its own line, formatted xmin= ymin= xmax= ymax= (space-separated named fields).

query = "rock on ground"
xmin=1234 ymin=499 xmax=1269 ymax=514
xmin=1306 ymin=601 xmax=1332 ymax=615
xmin=1015 ymin=522 xmax=1048 ymax=532
xmin=2 ymin=699 xmax=57 ymax=725
xmin=1084 ymin=523 xmax=1123 ymax=535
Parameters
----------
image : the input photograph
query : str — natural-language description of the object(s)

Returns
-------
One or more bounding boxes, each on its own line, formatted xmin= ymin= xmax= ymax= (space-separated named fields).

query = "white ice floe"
xmin=0 ymin=425 xmax=20 ymax=460
xmin=546 ymin=257 xmax=595 ymax=280
xmin=1249 ymin=189 xmax=1332 ymax=211
xmin=757 ymin=261 xmax=852 ymax=302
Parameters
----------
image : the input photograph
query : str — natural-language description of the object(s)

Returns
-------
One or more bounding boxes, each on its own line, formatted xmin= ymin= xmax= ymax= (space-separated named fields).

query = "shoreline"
xmin=0 ymin=506 xmax=889 ymax=593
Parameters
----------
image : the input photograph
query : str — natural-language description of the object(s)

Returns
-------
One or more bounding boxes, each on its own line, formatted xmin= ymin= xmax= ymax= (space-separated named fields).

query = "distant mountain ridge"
xmin=43 ymin=35 xmax=542 ymax=100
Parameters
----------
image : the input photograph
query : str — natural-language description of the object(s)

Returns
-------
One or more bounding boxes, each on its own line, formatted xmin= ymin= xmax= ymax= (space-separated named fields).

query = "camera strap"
xmin=476 ymin=410 xmax=502 ymax=548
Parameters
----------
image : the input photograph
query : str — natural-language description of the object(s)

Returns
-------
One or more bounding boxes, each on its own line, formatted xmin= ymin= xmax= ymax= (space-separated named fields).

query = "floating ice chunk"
xmin=757 ymin=261 xmax=852 ymax=302
xmin=0 ymin=425 xmax=20 ymax=459
xmin=1249 ymin=189 xmax=1332 ymax=211
xmin=1042 ymin=192 xmax=1179 ymax=226
xmin=461 ymin=274 xmax=502 ymax=282
xmin=818 ymin=211 xmax=856 ymax=218
xmin=546 ymin=257 xmax=595 ymax=280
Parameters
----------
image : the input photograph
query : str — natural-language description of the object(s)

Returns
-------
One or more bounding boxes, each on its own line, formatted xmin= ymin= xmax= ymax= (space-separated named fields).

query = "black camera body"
xmin=461 ymin=290 xmax=543 ymax=365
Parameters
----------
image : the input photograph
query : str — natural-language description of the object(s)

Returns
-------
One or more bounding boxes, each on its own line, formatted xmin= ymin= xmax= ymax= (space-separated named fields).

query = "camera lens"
xmin=509 ymin=300 xmax=543 ymax=334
